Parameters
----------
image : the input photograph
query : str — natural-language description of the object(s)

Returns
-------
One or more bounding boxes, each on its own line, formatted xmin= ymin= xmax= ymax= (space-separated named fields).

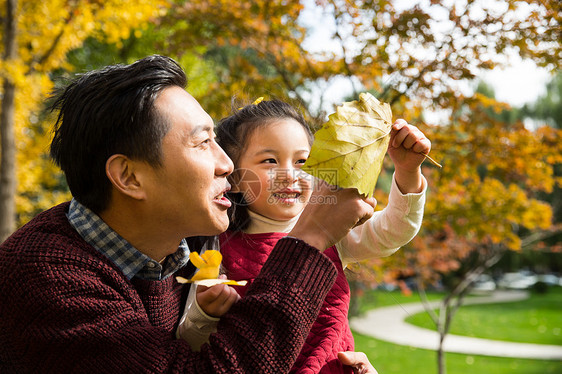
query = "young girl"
xmin=178 ymin=99 xmax=429 ymax=373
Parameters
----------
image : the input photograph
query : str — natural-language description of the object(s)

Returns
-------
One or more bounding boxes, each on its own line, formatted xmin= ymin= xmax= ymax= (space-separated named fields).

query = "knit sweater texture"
xmin=220 ymin=231 xmax=354 ymax=374
xmin=0 ymin=203 xmax=337 ymax=374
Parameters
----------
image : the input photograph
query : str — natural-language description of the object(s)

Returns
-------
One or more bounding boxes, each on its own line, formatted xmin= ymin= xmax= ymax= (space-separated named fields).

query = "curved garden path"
xmin=350 ymin=290 xmax=562 ymax=360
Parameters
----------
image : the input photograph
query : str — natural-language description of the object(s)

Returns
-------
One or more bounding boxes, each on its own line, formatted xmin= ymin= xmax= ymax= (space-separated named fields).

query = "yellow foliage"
xmin=0 ymin=0 xmax=169 ymax=227
xmin=14 ymin=0 xmax=168 ymax=72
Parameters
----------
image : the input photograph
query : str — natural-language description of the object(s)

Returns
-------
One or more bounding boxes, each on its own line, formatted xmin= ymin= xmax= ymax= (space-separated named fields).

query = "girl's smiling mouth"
xmin=271 ymin=189 xmax=302 ymax=204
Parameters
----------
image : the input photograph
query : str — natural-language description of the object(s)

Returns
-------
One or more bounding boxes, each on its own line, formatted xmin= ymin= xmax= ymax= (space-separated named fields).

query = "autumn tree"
xmin=405 ymin=97 xmax=560 ymax=373
xmin=0 ymin=0 xmax=167 ymax=241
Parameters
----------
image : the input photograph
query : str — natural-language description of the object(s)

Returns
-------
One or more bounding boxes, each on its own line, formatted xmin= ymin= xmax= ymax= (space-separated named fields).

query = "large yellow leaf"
xmin=302 ymin=92 xmax=392 ymax=197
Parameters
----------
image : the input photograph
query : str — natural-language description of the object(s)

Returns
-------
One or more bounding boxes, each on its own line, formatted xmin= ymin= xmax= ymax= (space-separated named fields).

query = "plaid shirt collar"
xmin=67 ymin=199 xmax=190 ymax=281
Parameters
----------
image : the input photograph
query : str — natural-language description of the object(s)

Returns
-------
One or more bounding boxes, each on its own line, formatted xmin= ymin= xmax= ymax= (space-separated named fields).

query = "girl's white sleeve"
xmin=176 ymin=283 xmax=220 ymax=351
xmin=335 ymin=173 xmax=427 ymax=268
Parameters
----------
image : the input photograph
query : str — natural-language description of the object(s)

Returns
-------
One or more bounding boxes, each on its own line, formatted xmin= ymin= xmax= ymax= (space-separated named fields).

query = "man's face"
xmin=142 ymin=86 xmax=233 ymax=238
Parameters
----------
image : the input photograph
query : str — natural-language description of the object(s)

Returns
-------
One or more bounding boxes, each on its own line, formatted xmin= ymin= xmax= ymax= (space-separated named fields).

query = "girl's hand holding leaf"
xmin=388 ymin=119 xmax=432 ymax=194
xmin=389 ymin=119 xmax=433 ymax=172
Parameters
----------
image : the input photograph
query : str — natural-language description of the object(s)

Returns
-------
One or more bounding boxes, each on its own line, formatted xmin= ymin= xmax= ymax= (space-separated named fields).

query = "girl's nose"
xmin=275 ymin=167 xmax=298 ymax=183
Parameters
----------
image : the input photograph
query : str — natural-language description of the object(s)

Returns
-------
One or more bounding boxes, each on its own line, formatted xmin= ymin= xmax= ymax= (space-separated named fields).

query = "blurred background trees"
xmin=0 ymin=0 xmax=168 ymax=239
xmin=1 ymin=1 xmax=561 ymax=370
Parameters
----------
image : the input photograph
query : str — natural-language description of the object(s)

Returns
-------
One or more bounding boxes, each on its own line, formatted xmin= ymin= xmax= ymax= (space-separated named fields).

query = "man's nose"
xmin=215 ymin=144 xmax=234 ymax=176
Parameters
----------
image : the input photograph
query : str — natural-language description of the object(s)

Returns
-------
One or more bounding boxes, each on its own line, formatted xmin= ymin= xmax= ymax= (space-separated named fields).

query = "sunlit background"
xmin=0 ymin=1 xmax=560 ymax=373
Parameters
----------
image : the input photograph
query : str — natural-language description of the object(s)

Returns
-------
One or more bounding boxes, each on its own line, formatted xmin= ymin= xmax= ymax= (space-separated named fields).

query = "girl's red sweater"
xmin=221 ymin=231 xmax=355 ymax=374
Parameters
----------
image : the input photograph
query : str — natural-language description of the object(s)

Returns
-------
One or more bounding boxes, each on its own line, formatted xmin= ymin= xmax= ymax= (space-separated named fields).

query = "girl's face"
xmin=233 ymin=119 xmax=313 ymax=221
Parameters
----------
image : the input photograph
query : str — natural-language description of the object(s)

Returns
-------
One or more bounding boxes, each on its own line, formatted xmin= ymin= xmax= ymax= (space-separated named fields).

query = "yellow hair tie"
xmin=238 ymin=97 xmax=264 ymax=110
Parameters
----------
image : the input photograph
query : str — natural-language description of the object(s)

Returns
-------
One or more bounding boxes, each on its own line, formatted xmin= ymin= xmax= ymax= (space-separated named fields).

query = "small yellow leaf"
xmin=189 ymin=250 xmax=222 ymax=280
xmin=176 ymin=277 xmax=248 ymax=287
xmin=184 ymin=250 xmax=247 ymax=285
xmin=188 ymin=252 xmax=208 ymax=269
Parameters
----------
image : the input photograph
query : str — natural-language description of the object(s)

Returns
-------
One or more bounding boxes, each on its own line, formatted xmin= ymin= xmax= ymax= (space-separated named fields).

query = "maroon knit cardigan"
xmin=220 ymin=231 xmax=354 ymax=374
xmin=0 ymin=203 xmax=337 ymax=373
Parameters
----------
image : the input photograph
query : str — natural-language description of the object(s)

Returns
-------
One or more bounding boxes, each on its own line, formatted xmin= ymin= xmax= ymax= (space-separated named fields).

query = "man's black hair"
xmin=50 ymin=55 xmax=187 ymax=213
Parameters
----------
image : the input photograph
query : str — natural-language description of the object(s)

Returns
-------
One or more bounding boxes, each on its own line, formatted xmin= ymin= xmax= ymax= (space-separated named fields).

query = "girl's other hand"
xmin=337 ymin=351 xmax=378 ymax=374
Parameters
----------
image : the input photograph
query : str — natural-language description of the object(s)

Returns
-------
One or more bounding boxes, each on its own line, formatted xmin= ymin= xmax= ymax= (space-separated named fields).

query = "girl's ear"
xmin=105 ymin=154 xmax=147 ymax=200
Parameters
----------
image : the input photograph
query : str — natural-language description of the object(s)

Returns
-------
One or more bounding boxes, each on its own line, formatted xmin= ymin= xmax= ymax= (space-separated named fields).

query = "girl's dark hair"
xmin=215 ymin=99 xmax=313 ymax=232
xmin=50 ymin=55 xmax=187 ymax=214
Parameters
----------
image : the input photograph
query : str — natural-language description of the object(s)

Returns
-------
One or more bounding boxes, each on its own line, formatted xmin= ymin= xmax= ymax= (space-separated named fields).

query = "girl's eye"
xmin=296 ymin=159 xmax=307 ymax=165
xmin=262 ymin=158 xmax=277 ymax=164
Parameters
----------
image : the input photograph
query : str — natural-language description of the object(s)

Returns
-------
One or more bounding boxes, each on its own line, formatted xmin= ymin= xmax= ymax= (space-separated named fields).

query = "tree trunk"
xmin=436 ymin=301 xmax=449 ymax=374
xmin=0 ymin=0 xmax=18 ymax=242
xmin=417 ymin=279 xmax=450 ymax=374
xmin=437 ymin=338 xmax=446 ymax=374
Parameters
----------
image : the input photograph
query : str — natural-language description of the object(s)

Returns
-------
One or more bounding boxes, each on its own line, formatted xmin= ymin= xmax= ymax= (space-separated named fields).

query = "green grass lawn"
xmin=351 ymin=287 xmax=562 ymax=374
xmin=352 ymin=286 xmax=443 ymax=314
xmin=353 ymin=333 xmax=562 ymax=374
xmin=405 ymin=287 xmax=562 ymax=345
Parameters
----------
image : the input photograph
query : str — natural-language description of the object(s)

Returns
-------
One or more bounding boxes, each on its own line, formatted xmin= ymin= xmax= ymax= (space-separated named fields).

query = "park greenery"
xmin=352 ymin=288 xmax=561 ymax=374
xmin=1 ymin=1 xmax=561 ymax=373
xmin=354 ymin=333 xmax=561 ymax=374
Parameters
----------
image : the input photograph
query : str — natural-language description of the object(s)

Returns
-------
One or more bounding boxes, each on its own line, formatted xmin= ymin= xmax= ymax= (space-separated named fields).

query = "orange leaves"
xmin=162 ymin=0 xmax=353 ymax=123
xmin=378 ymin=88 xmax=562 ymax=284
xmin=425 ymin=120 xmax=558 ymax=237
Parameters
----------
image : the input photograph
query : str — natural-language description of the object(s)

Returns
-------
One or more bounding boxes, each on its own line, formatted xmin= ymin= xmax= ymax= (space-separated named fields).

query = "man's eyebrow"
xmin=190 ymin=124 xmax=213 ymax=136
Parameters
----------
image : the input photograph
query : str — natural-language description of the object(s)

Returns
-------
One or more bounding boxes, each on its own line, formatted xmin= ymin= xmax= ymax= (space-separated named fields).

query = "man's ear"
xmin=105 ymin=154 xmax=146 ymax=200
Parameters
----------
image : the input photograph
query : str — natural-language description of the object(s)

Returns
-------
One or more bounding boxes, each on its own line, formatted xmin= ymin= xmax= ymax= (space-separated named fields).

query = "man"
xmin=0 ymin=55 xmax=375 ymax=373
